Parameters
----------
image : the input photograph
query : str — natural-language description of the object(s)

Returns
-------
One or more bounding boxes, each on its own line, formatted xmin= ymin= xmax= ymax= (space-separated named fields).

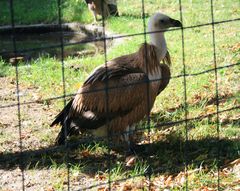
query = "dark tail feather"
xmin=50 ymin=99 xmax=73 ymax=127
xmin=55 ymin=127 xmax=67 ymax=145
xmin=51 ymin=99 xmax=73 ymax=145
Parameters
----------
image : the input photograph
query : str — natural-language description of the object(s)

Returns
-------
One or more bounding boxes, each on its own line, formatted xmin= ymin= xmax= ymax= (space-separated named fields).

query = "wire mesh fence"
xmin=0 ymin=0 xmax=239 ymax=190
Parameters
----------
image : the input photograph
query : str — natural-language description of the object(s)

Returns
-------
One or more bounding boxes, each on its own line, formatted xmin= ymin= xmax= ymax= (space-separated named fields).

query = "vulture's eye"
xmin=160 ymin=19 xmax=165 ymax=23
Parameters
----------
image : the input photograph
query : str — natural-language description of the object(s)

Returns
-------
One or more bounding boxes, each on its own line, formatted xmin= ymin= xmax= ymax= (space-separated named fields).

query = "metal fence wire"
xmin=0 ymin=0 xmax=240 ymax=190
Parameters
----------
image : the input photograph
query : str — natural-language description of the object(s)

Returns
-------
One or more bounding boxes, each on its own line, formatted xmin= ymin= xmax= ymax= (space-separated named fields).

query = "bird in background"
xmin=51 ymin=12 xmax=182 ymax=147
xmin=85 ymin=0 xmax=119 ymax=22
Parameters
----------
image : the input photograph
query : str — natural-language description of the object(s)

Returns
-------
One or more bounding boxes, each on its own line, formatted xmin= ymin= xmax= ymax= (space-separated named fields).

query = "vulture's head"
xmin=148 ymin=12 xmax=182 ymax=32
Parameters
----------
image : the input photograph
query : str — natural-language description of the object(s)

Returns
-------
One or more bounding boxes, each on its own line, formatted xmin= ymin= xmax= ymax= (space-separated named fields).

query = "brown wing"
xmin=70 ymin=65 xmax=150 ymax=117
xmin=157 ymin=64 xmax=171 ymax=95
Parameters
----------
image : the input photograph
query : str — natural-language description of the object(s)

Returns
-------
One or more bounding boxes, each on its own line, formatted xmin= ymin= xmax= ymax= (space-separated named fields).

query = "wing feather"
xmin=157 ymin=64 xmax=171 ymax=95
xmin=70 ymin=65 xmax=149 ymax=117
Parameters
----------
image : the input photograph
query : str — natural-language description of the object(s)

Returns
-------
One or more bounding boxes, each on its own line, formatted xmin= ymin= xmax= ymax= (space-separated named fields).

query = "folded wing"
xmin=51 ymin=64 xmax=150 ymax=144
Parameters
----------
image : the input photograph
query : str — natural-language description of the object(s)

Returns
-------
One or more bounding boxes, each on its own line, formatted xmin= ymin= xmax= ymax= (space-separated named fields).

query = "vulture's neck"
xmin=148 ymin=27 xmax=167 ymax=61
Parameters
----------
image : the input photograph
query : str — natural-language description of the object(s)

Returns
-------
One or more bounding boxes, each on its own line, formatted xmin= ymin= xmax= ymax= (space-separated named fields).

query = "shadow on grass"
xmin=0 ymin=131 xmax=239 ymax=177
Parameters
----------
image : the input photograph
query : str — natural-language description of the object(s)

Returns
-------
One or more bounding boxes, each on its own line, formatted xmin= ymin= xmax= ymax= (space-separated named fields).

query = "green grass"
xmin=0 ymin=0 xmax=92 ymax=25
xmin=0 ymin=0 xmax=240 ymax=190
xmin=0 ymin=58 xmax=10 ymax=77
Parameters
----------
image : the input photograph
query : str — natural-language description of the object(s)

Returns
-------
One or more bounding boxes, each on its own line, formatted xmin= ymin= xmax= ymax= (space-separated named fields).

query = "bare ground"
xmin=0 ymin=77 xmax=59 ymax=153
xmin=0 ymin=76 xmax=63 ymax=191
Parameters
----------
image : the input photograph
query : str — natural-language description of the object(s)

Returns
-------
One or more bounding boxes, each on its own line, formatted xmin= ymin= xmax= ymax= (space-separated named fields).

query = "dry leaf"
xmin=81 ymin=149 xmax=91 ymax=157
xmin=45 ymin=186 xmax=55 ymax=191
xmin=223 ymin=158 xmax=240 ymax=168
xmin=205 ymin=105 xmax=216 ymax=114
xmin=230 ymin=158 xmax=240 ymax=166
xmin=97 ymin=187 xmax=107 ymax=191
xmin=20 ymin=132 xmax=31 ymax=139
xmin=230 ymin=42 xmax=240 ymax=52
xmin=125 ymin=155 xmax=136 ymax=167
xmin=95 ymin=174 xmax=107 ymax=181
xmin=175 ymin=172 xmax=186 ymax=185
xmin=120 ymin=182 xmax=132 ymax=191
xmin=165 ymin=175 xmax=173 ymax=187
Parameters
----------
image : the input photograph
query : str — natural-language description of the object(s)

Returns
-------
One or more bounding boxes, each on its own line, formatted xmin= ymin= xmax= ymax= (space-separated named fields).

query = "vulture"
xmin=51 ymin=12 xmax=182 ymax=146
xmin=85 ymin=0 xmax=119 ymax=22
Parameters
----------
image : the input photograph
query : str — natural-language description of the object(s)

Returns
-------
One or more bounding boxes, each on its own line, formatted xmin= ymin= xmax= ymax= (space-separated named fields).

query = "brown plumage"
xmin=51 ymin=12 xmax=182 ymax=145
xmin=85 ymin=0 xmax=119 ymax=22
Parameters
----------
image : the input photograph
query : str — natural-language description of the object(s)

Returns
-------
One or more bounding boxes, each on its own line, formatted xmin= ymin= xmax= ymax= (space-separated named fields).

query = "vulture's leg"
xmin=129 ymin=125 xmax=137 ymax=154
xmin=123 ymin=125 xmax=130 ymax=146
xmin=123 ymin=125 xmax=137 ymax=154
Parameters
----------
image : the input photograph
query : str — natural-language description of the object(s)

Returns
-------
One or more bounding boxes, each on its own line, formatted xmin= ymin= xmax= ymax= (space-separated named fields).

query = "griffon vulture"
xmin=51 ymin=12 xmax=182 ymax=145
xmin=85 ymin=0 xmax=119 ymax=22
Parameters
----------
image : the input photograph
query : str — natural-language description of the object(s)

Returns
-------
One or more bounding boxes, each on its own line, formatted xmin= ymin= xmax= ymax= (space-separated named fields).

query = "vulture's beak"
xmin=170 ymin=18 xmax=182 ymax=27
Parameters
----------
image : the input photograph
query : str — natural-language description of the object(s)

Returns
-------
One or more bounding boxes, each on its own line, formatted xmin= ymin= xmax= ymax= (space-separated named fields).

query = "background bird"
xmin=51 ymin=12 xmax=182 ymax=146
xmin=85 ymin=0 xmax=119 ymax=22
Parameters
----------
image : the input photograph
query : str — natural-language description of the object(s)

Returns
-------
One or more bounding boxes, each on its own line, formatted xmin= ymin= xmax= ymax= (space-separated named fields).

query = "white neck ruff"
xmin=148 ymin=21 xmax=167 ymax=61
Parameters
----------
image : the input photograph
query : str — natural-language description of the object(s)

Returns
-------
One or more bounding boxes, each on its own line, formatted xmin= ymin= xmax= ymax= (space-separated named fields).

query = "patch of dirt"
xmin=0 ymin=76 xmax=65 ymax=190
xmin=0 ymin=168 xmax=53 ymax=191
xmin=0 ymin=77 xmax=59 ymax=153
